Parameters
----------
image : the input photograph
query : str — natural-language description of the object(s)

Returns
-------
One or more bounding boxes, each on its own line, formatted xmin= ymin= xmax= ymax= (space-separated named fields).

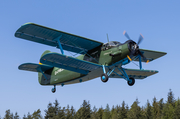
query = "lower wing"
xmin=109 ymin=68 xmax=158 ymax=79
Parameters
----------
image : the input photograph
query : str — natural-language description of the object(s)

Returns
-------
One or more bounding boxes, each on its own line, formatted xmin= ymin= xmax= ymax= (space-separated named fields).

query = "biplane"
xmin=15 ymin=23 xmax=166 ymax=93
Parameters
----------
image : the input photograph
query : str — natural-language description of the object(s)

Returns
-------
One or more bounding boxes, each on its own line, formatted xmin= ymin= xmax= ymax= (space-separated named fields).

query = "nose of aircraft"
xmin=123 ymin=31 xmax=149 ymax=63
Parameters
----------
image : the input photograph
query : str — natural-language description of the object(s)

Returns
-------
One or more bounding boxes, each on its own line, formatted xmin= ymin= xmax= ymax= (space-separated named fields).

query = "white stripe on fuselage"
xmin=55 ymin=69 xmax=64 ymax=75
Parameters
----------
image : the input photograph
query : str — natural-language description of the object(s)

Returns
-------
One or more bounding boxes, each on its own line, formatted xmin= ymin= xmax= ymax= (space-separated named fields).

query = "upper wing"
xmin=109 ymin=68 xmax=158 ymax=79
xmin=134 ymin=49 xmax=167 ymax=62
xmin=15 ymin=23 xmax=103 ymax=54
xmin=19 ymin=63 xmax=53 ymax=72
xmin=40 ymin=53 xmax=102 ymax=75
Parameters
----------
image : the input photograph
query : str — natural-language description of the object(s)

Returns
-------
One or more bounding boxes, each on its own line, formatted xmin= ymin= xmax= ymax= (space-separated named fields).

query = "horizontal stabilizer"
xmin=18 ymin=63 xmax=53 ymax=72
xmin=15 ymin=23 xmax=103 ymax=54
xmin=40 ymin=53 xmax=102 ymax=74
xmin=109 ymin=68 xmax=158 ymax=79
xmin=135 ymin=49 xmax=167 ymax=62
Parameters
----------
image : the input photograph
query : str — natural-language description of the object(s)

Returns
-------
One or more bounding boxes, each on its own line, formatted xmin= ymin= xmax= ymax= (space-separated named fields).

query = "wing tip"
xmin=14 ymin=22 xmax=35 ymax=37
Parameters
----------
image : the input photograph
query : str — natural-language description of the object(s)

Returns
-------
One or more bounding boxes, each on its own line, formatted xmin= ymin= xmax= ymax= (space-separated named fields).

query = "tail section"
xmin=18 ymin=50 xmax=54 ymax=85
xmin=40 ymin=50 xmax=51 ymax=58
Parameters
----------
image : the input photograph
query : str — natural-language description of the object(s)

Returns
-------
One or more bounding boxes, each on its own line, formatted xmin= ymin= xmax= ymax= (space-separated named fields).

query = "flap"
xmin=15 ymin=23 xmax=103 ymax=54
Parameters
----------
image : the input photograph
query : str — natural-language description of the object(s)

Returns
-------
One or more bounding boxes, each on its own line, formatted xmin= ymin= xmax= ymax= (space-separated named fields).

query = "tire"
xmin=101 ymin=73 xmax=109 ymax=83
xmin=51 ymin=87 xmax=56 ymax=93
xmin=127 ymin=77 xmax=135 ymax=86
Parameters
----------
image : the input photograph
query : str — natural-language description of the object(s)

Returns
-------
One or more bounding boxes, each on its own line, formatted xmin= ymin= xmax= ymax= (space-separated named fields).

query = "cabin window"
xmin=101 ymin=41 xmax=121 ymax=51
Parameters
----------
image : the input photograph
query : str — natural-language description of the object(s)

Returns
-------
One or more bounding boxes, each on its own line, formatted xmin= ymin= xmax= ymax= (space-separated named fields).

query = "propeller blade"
xmin=123 ymin=30 xmax=131 ymax=40
xmin=137 ymin=33 xmax=144 ymax=45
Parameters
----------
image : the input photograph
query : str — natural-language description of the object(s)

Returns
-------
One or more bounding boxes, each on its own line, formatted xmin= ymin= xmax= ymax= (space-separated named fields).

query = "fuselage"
xmin=38 ymin=41 xmax=132 ymax=86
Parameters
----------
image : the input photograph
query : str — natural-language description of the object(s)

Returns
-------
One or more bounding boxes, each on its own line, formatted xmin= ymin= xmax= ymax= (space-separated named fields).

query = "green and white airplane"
xmin=15 ymin=23 xmax=166 ymax=93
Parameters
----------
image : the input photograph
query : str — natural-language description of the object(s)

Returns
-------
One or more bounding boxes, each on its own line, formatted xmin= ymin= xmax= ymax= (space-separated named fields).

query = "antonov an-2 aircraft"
xmin=15 ymin=23 xmax=166 ymax=93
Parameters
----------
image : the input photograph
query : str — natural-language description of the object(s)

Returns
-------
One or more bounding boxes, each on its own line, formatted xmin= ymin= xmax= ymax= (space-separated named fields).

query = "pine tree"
xmin=14 ymin=112 xmax=19 ymax=119
xmin=167 ymin=89 xmax=175 ymax=107
xmin=66 ymin=105 xmax=75 ymax=119
xmin=158 ymin=98 xmax=164 ymax=118
xmin=75 ymin=100 xmax=91 ymax=119
xmin=174 ymin=98 xmax=180 ymax=118
xmin=162 ymin=103 xmax=174 ymax=119
xmin=27 ymin=112 xmax=32 ymax=119
xmin=119 ymin=101 xmax=128 ymax=119
xmin=44 ymin=102 xmax=55 ymax=119
xmin=115 ymin=105 xmax=121 ymax=119
xmin=23 ymin=114 xmax=27 ymax=119
xmin=66 ymin=105 xmax=71 ymax=119
xmin=32 ymin=109 xmax=42 ymax=119
xmin=96 ymin=107 xmax=104 ymax=119
xmin=4 ymin=109 xmax=13 ymax=119
xmin=145 ymin=100 xmax=152 ymax=119
xmin=110 ymin=105 xmax=118 ymax=119
xmin=56 ymin=107 xmax=66 ymax=119
xmin=152 ymin=97 xmax=161 ymax=118
xmin=91 ymin=106 xmax=98 ymax=119
xmin=70 ymin=106 xmax=76 ymax=118
xmin=127 ymin=98 xmax=142 ymax=119
xmin=54 ymin=99 xmax=59 ymax=116
xmin=102 ymin=104 xmax=110 ymax=119
xmin=140 ymin=106 xmax=146 ymax=119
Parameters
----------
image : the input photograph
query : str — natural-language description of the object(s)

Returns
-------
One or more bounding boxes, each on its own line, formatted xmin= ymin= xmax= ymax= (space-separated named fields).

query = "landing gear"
xmin=127 ymin=77 xmax=135 ymax=86
xmin=101 ymin=73 xmax=109 ymax=83
xmin=51 ymin=85 xmax=56 ymax=93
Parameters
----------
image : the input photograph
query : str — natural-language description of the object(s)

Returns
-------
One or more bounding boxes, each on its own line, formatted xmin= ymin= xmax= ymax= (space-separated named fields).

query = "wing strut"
xmin=54 ymin=35 xmax=64 ymax=54
xmin=37 ymin=67 xmax=48 ymax=80
xmin=138 ymin=55 xmax=142 ymax=70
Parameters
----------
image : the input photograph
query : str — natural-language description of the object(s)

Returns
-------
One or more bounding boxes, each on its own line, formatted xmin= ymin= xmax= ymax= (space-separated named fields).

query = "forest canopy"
xmin=1 ymin=89 xmax=180 ymax=119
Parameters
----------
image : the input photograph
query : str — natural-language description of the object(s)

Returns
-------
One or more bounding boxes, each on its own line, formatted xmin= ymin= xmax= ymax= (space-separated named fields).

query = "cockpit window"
xmin=101 ymin=41 xmax=121 ymax=51
xmin=109 ymin=41 xmax=116 ymax=46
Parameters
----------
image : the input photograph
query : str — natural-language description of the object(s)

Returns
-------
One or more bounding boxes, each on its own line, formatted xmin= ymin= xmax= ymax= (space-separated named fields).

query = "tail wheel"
xmin=51 ymin=86 xmax=56 ymax=93
xmin=127 ymin=77 xmax=135 ymax=86
xmin=52 ymin=88 xmax=56 ymax=93
xmin=101 ymin=73 xmax=109 ymax=83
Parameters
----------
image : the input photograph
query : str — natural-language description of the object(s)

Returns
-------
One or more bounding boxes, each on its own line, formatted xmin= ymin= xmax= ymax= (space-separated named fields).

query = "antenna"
xmin=106 ymin=33 xmax=109 ymax=42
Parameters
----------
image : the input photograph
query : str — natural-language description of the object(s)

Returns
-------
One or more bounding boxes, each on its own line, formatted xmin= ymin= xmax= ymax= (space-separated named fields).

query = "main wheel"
xmin=101 ymin=73 xmax=109 ymax=83
xmin=51 ymin=87 xmax=56 ymax=93
xmin=127 ymin=77 xmax=135 ymax=86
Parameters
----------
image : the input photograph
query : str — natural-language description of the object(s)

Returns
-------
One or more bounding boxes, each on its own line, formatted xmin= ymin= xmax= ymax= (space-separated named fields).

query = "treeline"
xmin=2 ymin=89 xmax=180 ymax=119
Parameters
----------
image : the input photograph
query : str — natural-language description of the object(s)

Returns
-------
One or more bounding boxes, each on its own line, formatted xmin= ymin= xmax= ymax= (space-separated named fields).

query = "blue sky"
xmin=0 ymin=0 xmax=180 ymax=117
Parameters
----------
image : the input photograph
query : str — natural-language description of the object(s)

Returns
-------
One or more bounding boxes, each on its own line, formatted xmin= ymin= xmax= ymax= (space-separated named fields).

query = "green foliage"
xmin=32 ymin=109 xmax=42 ymax=119
xmin=174 ymin=98 xmax=180 ymax=118
xmin=167 ymin=89 xmax=175 ymax=107
xmin=102 ymin=104 xmax=110 ymax=119
xmin=127 ymin=98 xmax=142 ymax=119
xmin=4 ymin=109 xmax=13 ymax=119
xmin=2 ymin=89 xmax=180 ymax=119
xmin=119 ymin=101 xmax=128 ymax=119
xmin=75 ymin=100 xmax=91 ymax=119
xmin=145 ymin=100 xmax=152 ymax=119
xmin=96 ymin=107 xmax=104 ymax=119
xmin=152 ymin=97 xmax=161 ymax=118
xmin=14 ymin=112 xmax=19 ymax=119
xmin=91 ymin=106 xmax=98 ymax=119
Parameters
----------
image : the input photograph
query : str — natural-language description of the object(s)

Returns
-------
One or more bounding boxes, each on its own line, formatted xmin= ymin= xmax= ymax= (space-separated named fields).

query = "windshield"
xmin=101 ymin=41 xmax=121 ymax=51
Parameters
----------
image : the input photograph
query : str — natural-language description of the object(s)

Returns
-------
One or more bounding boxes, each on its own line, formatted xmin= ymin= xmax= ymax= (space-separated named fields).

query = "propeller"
xmin=123 ymin=31 xmax=149 ymax=63
xmin=137 ymin=33 xmax=144 ymax=45
xmin=123 ymin=31 xmax=131 ymax=40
